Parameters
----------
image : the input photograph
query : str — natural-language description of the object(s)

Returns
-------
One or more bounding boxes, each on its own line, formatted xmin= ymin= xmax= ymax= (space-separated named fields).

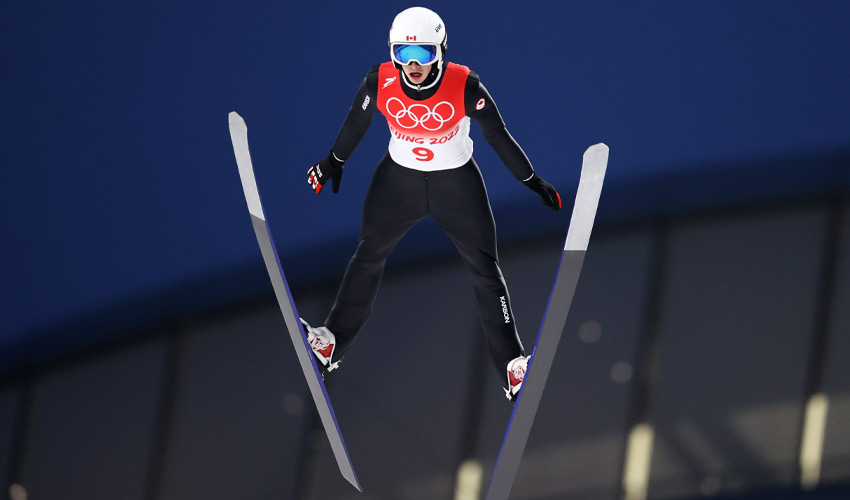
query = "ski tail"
xmin=228 ymin=111 xmax=362 ymax=492
xmin=485 ymin=143 xmax=608 ymax=500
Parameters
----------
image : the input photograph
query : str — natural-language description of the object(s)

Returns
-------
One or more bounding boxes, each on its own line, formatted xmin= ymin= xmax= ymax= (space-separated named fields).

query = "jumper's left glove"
xmin=307 ymin=151 xmax=345 ymax=194
xmin=523 ymin=174 xmax=561 ymax=211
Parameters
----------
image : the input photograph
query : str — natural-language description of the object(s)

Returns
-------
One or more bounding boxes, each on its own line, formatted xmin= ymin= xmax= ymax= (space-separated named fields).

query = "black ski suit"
xmin=322 ymin=61 xmax=541 ymax=374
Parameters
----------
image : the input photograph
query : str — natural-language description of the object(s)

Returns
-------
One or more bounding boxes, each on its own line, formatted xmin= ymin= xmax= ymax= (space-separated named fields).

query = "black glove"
xmin=523 ymin=174 xmax=561 ymax=211
xmin=307 ymin=151 xmax=345 ymax=194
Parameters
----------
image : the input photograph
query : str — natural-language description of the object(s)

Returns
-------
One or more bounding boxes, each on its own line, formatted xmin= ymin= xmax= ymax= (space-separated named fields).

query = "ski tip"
xmin=565 ymin=143 xmax=608 ymax=252
xmin=228 ymin=111 xmax=245 ymax=129
xmin=581 ymin=143 xmax=609 ymax=176
xmin=583 ymin=143 xmax=609 ymax=158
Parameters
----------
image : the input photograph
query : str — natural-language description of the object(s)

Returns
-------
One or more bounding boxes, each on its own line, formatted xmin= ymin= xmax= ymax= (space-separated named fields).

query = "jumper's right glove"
xmin=523 ymin=174 xmax=561 ymax=211
xmin=307 ymin=151 xmax=345 ymax=194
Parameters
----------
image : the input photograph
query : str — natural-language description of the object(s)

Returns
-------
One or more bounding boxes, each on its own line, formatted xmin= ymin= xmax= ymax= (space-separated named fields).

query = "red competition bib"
xmin=377 ymin=62 xmax=474 ymax=171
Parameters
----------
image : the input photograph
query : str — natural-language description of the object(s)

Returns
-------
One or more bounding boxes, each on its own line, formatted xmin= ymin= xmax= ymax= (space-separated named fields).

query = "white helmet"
xmin=388 ymin=7 xmax=447 ymax=66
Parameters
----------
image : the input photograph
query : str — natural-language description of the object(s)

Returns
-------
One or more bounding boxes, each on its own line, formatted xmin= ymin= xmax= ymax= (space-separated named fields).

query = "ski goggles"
xmin=390 ymin=43 xmax=440 ymax=65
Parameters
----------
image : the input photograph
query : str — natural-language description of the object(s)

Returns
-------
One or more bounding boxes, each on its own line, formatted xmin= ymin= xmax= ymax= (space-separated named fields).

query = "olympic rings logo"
xmin=385 ymin=97 xmax=455 ymax=131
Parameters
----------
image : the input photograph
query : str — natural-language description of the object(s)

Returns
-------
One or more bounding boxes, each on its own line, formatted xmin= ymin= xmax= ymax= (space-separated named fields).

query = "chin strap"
xmin=400 ymin=59 xmax=444 ymax=91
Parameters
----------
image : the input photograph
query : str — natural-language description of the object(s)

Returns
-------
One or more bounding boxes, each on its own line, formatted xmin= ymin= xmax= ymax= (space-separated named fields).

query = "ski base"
xmin=228 ymin=111 xmax=361 ymax=492
xmin=485 ymin=143 xmax=608 ymax=500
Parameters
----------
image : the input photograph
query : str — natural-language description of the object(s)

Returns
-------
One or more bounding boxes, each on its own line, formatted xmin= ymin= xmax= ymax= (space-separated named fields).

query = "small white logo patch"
xmin=382 ymin=77 xmax=397 ymax=89
xmin=361 ymin=95 xmax=371 ymax=110
xmin=476 ymin=98 xmax=486 ymax=110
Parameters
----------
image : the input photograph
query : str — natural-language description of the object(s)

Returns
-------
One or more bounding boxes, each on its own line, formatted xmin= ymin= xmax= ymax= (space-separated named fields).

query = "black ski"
xmin=228 ymin=111 xmax=361 ymax=492
xmin=485 ymin=143 xmax=609 ymax=500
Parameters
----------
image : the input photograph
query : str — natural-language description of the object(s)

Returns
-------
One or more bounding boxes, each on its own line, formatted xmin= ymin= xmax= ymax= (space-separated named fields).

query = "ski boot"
xmin=300 ymin=319 xmax=341 ymax=377
xmin=505 ymin=355 xmax=529 ymax=402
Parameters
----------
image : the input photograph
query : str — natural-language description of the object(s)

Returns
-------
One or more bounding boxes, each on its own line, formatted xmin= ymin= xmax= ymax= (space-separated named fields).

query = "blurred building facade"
xmin=1 ymin=157 xmax=849 ymax=500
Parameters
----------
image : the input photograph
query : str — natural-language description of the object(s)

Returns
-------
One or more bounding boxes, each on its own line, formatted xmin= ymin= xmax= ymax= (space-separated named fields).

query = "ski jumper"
xmin=324 ymin=61 xmax=537 ymax=374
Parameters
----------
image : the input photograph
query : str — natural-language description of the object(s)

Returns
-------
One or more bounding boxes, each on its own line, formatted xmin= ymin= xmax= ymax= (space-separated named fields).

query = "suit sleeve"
xmin=331 ymin=66 xmax=380 ymax=161
xmin=465 ymin=72 xmax=535 ymax=182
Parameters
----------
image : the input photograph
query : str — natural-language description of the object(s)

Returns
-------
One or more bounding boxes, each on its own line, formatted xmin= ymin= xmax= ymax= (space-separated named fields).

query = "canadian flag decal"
xmin=406 ymin=35 xmax=417 ymax=41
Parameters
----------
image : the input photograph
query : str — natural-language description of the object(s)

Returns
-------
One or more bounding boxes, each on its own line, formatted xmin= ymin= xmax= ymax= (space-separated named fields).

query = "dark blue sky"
xmin=2 ymin=1 xmax=849 ymax=356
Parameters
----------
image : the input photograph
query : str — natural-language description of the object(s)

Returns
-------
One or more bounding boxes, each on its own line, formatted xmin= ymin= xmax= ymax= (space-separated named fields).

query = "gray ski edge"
xmin=228 ymin=111 xmax=361 ymax=492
